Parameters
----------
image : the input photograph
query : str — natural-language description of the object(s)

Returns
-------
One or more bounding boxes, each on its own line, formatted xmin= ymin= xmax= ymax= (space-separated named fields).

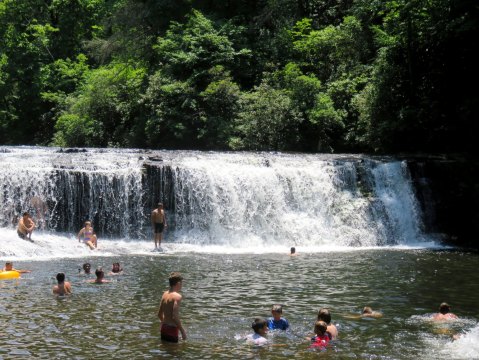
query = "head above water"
xmin=112 ymin=262 xmax=122 ymax=273
xmin=317 ymin=308 xmax=331 ymax=324
xmin=271 ymin=304 xmax=283 ymax=314
xmin=314 ymin=320 xmax=328 ymax=336
xmin=252 ymin=317 xmax=268 ymax=334
xmin=95 ymin=267 xmax=104 ymax=279
xmin=83 ymin=263 xmax=91 ymax=273
xmin=169 ymin=272 xmax=183 ymax=287
xmin=439 ymin=302 xmax=451 ymax=314
xmin=290 ymin=247 xmax=296 ymax=254
xmin=56 ymin=272 xmax=65 ymax=283
xmin=5 ymin=262 xmax=13 ymax=271
xmin=363 ymin=306 xmax=373 ymax=314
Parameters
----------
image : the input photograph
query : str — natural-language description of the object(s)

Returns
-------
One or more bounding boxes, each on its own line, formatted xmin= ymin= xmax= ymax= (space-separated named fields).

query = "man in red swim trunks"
xmin=158 ymin=272 xmax=187 ymax=343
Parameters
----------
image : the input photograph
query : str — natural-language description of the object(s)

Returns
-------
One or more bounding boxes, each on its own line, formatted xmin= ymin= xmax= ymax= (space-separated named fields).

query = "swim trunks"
xmin=161 ymin=324 xmax=179 ymax=343
xmin=17 ymin=230 xmax=27 ymax=239
xmin=154 ymin=222 xmax=165 ymax=234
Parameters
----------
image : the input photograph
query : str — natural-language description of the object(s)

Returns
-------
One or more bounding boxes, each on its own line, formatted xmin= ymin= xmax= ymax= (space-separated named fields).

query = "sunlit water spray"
xmin=0 ymin=147 xmax=433 ymax=258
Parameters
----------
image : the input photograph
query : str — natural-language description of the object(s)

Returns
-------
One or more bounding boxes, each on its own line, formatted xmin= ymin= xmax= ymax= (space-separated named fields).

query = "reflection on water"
xmin=0 ymin=250 xmax=478 ymax=359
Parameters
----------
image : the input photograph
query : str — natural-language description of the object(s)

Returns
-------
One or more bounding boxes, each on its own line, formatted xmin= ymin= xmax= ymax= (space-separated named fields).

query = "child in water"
xmin=309 ymin=320 xmax=330 ymax=349
xmin=267 ymin=304 xmax=289 ymax=330
xmin=246 ymin=318 xmax=268 ymax=345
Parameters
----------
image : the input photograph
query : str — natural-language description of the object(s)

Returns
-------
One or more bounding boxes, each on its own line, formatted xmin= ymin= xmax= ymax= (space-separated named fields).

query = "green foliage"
xmin=199 ymin=66 xmax=241 ymax=149
xmin=0 ymin=0 xmax=477 ymax=154
xmin=232 ymin=82 xmax=301 ymax=151
xmin=52 ymin=62 xmax=147 ymax=147
xmin=154 ymin=10 xmax=239 ymax=84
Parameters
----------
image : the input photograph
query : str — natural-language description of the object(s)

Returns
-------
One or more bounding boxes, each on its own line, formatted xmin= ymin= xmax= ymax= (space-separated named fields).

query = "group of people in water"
xmin=152 ymin=271 xmax=461 ymax=347
xmin=246 ymin=302 xmax=458 ymax=348
xmin=0 ymin=261 xmax=461 ymax=347
xmin=8 ymin=202 xmax=462 ymax=348
xmin=16 ymin=202 xmax=169 ymax=251
xmin=51 ymin=262 xmax=123 ymax=295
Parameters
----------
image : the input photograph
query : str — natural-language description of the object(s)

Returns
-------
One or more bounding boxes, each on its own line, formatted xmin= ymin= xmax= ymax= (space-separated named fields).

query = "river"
xmin=0 ymin=147 xmax=478 ymax=359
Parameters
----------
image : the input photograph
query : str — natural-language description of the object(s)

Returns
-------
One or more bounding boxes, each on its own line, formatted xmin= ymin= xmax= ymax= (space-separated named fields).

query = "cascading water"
xmin=0 ymin=147 xmax=429 ymax=251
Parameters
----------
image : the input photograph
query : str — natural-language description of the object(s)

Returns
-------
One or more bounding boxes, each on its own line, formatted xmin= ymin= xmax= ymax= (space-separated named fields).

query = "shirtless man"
xmin=88 ymin=268 xmax=110 ymax=284
xmin=432 ymin=302 xmax=458 ymax=320
xmin=158 ymin=272 xmax=186 ymax=342
xmin=151 ymin=203 xmax=167 ymax=249
xmin=52 ymin=273 xmax=72 ymax=296
xmin=317 ymin=308 xmax=338 ymax=340
xmin=17 ymin=212 xmax=35 ymax=241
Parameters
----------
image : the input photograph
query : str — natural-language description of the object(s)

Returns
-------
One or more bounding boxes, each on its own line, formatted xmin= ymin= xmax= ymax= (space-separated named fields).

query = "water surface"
xmin=1 ymin=249 xmax=478 ymax=359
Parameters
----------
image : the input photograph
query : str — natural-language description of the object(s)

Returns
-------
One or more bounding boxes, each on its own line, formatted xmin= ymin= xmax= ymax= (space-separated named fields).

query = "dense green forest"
xmin=0 ymin=0 xmax=477 ymax=153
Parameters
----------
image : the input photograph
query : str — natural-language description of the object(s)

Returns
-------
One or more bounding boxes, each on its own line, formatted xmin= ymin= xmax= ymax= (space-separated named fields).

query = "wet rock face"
xmin=407 ymin=157 xmax=479 ymax=248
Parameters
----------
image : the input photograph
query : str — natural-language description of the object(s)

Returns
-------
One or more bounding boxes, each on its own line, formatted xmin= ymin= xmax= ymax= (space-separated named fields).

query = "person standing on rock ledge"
xmin=151 ymin=202 xmax=167 ymax=249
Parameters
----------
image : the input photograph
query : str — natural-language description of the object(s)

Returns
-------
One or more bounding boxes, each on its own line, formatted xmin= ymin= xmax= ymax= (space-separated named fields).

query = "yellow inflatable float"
xmin=0 ymin=270 xmax=20 ymax=280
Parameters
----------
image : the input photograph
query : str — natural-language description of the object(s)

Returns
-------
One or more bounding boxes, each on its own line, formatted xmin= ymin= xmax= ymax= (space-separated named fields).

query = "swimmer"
xmin=88 ymin=268 xmax=110 ymax=283
xmin=308 ymin=320 xmax=330 ymax=349
xmin=77 ymin=220 xmax=97 ymax=250
xmin=290 ymin=247 xmax=297 ymax=256
xmin=52 ymin=273 xmax=72 ymax=296
xmin=80 ymin=263 xmax=92 ymax=274
xmin=109 ymin=262 xmax=123 ymax=275
xmin=267 ymin=304 xmax=289 ymax=330
xmin=1 ymin=261 xmax=31 ymax=273
xmin=361 ymin=306 xmax=383 ymax=318
xmin=432 ymin=302 xmax=458 ymax=321
xmin=317 ymin=308 xmax=338 ymax=340
xmin=246 ymin=317 xmax=268 ymax=345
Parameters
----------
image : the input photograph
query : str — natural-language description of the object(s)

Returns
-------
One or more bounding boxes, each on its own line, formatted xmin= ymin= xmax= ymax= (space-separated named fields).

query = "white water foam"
xmin=0 ymin=227 xmax=446 ymax=261
xmin=0 ymin=147 xmax=436 ymax=254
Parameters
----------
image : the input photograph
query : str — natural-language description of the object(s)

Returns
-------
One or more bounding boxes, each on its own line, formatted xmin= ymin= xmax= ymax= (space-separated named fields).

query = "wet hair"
xmin=290 ymin=247 xmax=296 ymax=254
xmin=22 ymin=212 xmax=30 ymax=217
xmin=272 ymin=304 xmax=283 ymax=313
xmin=317 ymin=308 xmax=332 ymax=324
xmin=158 ymin=202 xmax=163 ymax=207
xmin=439 ymin=302 xmax=451 ymax=314
xmin=314 ymin=320 xmax=328 ymax=336
xmin=84 ymin=220 xmax=92 ymax=226
xmin=112 ymin=262 xmax=122 ymax=273
xmin=95 ymin=268 xmax=104 ymax=278
xmin=169 ymin=272 xmax=183 ymax=287
xmin=363 ymin=306 xmax=373 ymax=314
xmin=83 ymin=263 xmax=91 ymax=272
xmin=5 ymin=262 xmax=12 ymax=270
xmin=252 ymin=317 xmax=267 ymax=334
xmin=56 ymin=273 xmax=65 ymax=283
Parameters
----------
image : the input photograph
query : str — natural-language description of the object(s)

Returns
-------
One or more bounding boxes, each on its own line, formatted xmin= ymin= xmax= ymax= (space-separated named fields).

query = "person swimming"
xmin=109 ymin=262 xmax=123 ymax=275
xmin=309 ymin=321 xmax=330 ymax=349
xmin=432 ymin=302 xmax=458 ymax=321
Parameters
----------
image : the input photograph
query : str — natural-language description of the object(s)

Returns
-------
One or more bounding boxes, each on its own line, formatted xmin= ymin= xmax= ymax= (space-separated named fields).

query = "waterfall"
xmin=0 ymin=147 xmax=429 ymax=247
